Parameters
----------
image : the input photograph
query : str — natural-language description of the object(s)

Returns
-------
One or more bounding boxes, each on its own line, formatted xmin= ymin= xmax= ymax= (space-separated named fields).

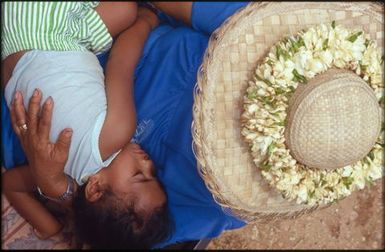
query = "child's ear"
xmin=85 ymin=176 xmax=105 ymax=202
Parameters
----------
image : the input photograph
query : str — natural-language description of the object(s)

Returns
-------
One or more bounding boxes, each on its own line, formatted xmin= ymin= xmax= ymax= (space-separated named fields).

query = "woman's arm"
xmin=11 ymin=90 xmax=73 ymax=201
xmin=2 ymin=165 xmax=63 ymax=239
xmin=150 ymin=2 xmax=192 ymax=26
xmin=99 ymin=8 xmax=159 ymax=160
xmin=8 ymin=90 xmax=74 ymax=239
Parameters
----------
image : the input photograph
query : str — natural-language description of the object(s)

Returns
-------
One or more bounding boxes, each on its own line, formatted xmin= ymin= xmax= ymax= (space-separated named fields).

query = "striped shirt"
xmin=1 ymin=1 xmax=113 ymax=60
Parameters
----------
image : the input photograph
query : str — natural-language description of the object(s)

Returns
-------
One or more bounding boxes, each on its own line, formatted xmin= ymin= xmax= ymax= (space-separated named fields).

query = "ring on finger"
xmin=18 ymin=123 xmax=28 ymax=132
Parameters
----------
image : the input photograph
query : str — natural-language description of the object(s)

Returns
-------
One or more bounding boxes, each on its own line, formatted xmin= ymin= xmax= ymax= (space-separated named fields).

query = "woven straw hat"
xmin=192 ymin=2 xmax=384 ymax=222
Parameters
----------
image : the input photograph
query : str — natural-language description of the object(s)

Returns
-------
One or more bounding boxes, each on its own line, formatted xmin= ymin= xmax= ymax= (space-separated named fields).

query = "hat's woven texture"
xmin=285 ymin=69 xmax=381 ymax=170
xmin=192 ymin=2 xmax=383 ymax=222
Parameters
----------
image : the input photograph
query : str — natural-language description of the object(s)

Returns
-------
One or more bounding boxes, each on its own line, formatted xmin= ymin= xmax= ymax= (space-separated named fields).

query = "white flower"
xmin=293 ymin=49 xmax=313 ymax=69
xmin=317 ymin=24 xmax=329 ymax=40
xmin=334 ymin=25 xmax=349 ymax=41
xmin=304 ymin=70 xmax=316 ymax=79
xmin=257 ymin=89 xmax=267 ymax=97
xmin=247 ymin=104 xmax=258 ymax=114
xmin=297 ymin=185 xmax=308 ymax=203
xmin=245 ymin=132 xmax=258 ymax=141
xmin=351 ymin=167 xmax=365 ymax=189
xmin=262 ymin=64 xmax=273 ymax=79
xmin=325 ymin=172 xmax=340 ymax=186
xmin=318 ymin=50 xmax=333 ymax=67
xmin=260 ymin=137 xmax=273 ymax=154
xmin=309 ymin=58 xmax=327 ymax=74
xmin=302 ymin=178 xmax=316 ymax=192
xmin=342 ymin=166 xmax=353 ymax=177
xmin=335 ymin=183 xmax=351 ymax=196
xmin=368 ymin=166 xmax=383 ymax=180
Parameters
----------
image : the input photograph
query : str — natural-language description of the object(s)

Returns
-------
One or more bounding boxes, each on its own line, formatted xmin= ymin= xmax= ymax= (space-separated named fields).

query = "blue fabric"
xmin=1 ymin=2 xmax=249 ymax=248
xmin=132 ymin=2 xmax=249 ymax=248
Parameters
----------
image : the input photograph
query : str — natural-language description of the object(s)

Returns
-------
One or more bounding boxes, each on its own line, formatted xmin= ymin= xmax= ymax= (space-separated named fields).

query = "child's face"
xmin=105 ymin=143 xmax=166 ymax=211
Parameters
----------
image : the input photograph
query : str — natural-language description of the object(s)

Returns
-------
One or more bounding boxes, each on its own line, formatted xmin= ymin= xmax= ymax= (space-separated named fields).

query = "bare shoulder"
xmin=95 ymin=2 xmax=138 ymax=38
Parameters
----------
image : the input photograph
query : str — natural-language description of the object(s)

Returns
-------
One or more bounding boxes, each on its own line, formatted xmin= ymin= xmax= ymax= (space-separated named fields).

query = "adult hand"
xmin=10 ymin=89 xmax=73 ymax=184
xmin=137 ymin=6 xmax=159 ymax=30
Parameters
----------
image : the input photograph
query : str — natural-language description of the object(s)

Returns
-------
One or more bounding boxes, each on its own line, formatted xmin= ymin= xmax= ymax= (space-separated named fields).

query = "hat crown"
xmin=285 ymin=69 xmax=381 ymax=170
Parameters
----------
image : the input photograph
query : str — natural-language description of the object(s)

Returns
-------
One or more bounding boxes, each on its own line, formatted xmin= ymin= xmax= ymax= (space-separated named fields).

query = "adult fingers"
xmin=10 ymin=104 xmax=21 ymax=137
xmin=38 ymin=96 xmax=53 ymax=141
xmin=27 ymin=88 xmax=42 ymax=135
xmin=54 ymin=128 xmax=73 ymax=159
xmin=12 ymin=91 xmax=28 ymax=136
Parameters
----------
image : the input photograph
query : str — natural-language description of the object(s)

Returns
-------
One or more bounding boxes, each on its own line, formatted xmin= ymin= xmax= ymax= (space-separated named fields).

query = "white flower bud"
xmin=319 ymin=50 xmax=333 ymax=67
xmin=341 ymin=166 xmax=353 ymax=177
xmin=297 ymin=185 xmax=308 ymax=203
xmin=247 ymin=104 xmax=258 ymax=114
xmin=309 ymin=58 xmax=326 ymax=74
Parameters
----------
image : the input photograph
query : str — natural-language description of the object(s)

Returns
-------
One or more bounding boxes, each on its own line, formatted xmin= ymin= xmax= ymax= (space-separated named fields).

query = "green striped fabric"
xmin=1 ymin=1 xmax=113 ymax=60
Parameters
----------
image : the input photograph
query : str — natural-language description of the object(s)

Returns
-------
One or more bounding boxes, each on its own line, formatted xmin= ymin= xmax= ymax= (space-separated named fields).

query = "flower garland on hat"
xmin=241 ymin=21 xmax=384 ymax=206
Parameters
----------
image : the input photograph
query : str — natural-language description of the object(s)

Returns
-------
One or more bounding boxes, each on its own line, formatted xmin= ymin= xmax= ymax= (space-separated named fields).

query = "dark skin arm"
xmin=150 ymin=2 xmax=192 ymax=26
xmin=2 ymin=165 xmax=63 ymax=239
xmin=99 ymin=8 xmax=159 ymax=159
xmin=3 ymin=90 xmax=73 ymax=239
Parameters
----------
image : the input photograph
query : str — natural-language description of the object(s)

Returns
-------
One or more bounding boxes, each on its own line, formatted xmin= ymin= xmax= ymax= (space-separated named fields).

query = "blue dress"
xmin=1 ymin=2 xmax=249 ymax=248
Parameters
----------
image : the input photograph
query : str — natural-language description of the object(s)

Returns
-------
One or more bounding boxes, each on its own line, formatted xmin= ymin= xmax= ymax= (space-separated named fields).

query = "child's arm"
xmin=99 ymin=8 xmax=159 ymax=160
xmin=2 ymin=165 xmax=63 ymax=239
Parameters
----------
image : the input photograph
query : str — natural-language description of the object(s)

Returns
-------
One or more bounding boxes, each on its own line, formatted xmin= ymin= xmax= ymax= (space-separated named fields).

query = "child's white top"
xmin=5 ymin=50 xmax=120 ymax=185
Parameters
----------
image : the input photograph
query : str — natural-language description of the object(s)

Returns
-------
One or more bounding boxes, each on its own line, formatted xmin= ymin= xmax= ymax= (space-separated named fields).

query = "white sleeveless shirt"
xmin=5 ymin=50 xmax=119 ymax=185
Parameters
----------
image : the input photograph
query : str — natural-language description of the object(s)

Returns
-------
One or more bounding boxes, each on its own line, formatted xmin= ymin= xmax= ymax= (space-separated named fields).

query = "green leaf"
xmin=319 ymin=173 xmax=325 ymax=186
xmin=288 ymin=37 xmax=305 ymax=54
xmin=260 ymin=162 xmax=272 ymax=171
xmin=378 ymin=142 xmax=385 ymax=148
xmin=368 ymin=151 xmax=375 ymax=161
xmin=255 ymin=74 xmax=273 ymax=86
xmin=258 ymin=96 xmax=275 ymax=108
xmin=379 ymin=96 xmax=385 ymax=105
xmin=297 ymin=37 xmax=305 ymax=48
xmin=342 ymin=177 xmax=354 ymax=189
xmin=267 ymin=143 xmax=276 ymax=155
xmin=271 ymin=111 xmax=280 ymax=117
xmin=267 ymin=59 xmax=274 ymax=66
xmin=247 ymin=91 xmax=258 ymax=99
xmin=364 ymin=39 xmax=370 ymax=48
xmin=288 ymin=86 xmax=296 ymax=93
xmin=358 ymin=60 xmax=366 ymax=72
xmin=322 ymin=38 xmax=329 ymax=50
xmin=275 ymin=87 xmax=286 ymax=95
xmin=347 ymin=31 xmax=363 ymax=43
xmin=331 ymin=20 xmax=336 ymax=29
xmin=292 ymin=69 xmax=307 ymax=84
xmin=365 ymin=177 xmax=374 ymax=186
xmin=276 ymin=46 xmax=290 ymax=60
xmin=276 ymin=121 xmax=285 ymax=127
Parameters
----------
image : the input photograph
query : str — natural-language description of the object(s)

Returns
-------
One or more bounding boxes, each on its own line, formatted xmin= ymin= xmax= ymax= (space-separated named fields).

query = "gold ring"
xmin=19 ymin=123 xmax=28 ymax=132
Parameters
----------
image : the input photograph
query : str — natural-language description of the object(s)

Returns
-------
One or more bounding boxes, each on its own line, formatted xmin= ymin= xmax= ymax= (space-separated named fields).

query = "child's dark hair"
xmin=72 ymin=182 xmax=173 ymax=249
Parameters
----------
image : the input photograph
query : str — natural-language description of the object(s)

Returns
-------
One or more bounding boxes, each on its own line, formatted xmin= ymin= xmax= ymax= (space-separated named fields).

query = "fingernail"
xmin=45 ymin=96 xmax=52 ymax=105
xmin=14 ymin=91 xmax=20 ymax=100
xmin=65 ymin=129 xmax=73 ymax=137
xmin=33 ymin=89 xmax=39 ymax=97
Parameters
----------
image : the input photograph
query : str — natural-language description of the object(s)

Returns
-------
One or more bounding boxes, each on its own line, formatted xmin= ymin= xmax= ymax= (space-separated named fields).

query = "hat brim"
xmin=192 ymin=1 xmax=384 ymax=222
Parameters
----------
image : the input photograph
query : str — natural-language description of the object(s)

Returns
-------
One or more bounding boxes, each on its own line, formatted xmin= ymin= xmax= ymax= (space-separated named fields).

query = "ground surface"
xmin=208 ymin=178 xmax=384 ymax=249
